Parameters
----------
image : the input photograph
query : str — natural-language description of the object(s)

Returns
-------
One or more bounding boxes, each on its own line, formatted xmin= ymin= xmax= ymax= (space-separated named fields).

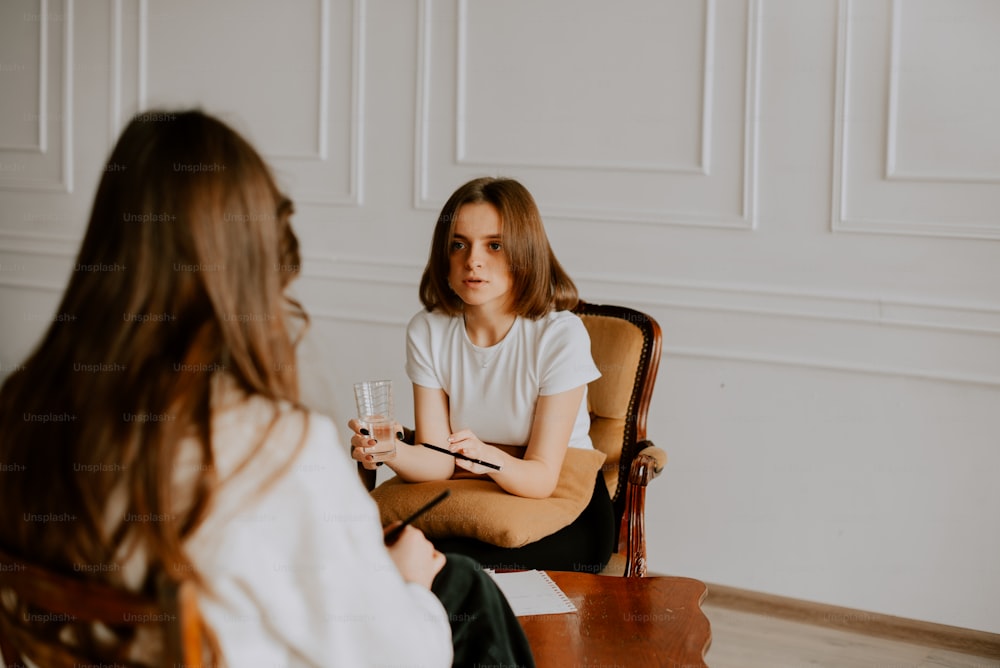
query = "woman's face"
xmin=447 ymin=202 xmax=514 ymax=313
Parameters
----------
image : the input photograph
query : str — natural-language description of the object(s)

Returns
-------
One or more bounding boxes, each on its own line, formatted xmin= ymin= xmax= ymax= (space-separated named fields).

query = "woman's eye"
xmin=488 ymin=242 xmax=502 ymax=251
xmin=450 ymin=241 xmax=466 ymax=251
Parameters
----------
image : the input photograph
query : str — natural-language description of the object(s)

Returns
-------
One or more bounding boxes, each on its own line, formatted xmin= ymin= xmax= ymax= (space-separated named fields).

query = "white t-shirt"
xmin=135 ymin=382 xmax=453 ymax=668
xmin=405 ymin=309 xmax=601 ymax=449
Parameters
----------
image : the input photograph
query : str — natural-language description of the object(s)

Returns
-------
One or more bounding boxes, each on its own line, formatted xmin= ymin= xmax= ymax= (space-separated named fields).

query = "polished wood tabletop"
xmin=519 ymin=571 xmax=711 ymax=667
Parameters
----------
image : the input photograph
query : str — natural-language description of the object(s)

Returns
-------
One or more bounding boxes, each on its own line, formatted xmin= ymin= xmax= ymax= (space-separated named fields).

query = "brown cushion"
xmin=370 ymin=448 xmax=607 ymax=548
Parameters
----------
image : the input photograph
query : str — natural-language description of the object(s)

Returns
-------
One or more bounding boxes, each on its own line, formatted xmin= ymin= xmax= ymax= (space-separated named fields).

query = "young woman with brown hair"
xmin=0 ymin=112 xmax=532 ymax=667
xmin=351 ymin=177 xmax=615 ymax=573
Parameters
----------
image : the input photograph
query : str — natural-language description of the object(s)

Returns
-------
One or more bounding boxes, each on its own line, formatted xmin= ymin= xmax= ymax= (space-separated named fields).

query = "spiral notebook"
xmin=486 ymin=569 xmax=577 ymax=616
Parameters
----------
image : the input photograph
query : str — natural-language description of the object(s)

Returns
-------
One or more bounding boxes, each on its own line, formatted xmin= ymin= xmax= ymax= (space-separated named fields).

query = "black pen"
xmin=421 ymin=442 xmax=502 ymax=471
xmin=383 ymin=489 xmax=451 ymax=545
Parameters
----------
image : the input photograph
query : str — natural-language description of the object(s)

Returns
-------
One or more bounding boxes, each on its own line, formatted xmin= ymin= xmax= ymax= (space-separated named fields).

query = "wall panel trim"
xmin=0 ymin=0 xmax=46 ymax=153
xmin=298 ymin=255 xmax=1000 ymax=386
xmin=0 ymin=0 xmax=74 ymax=193
xmin=301 ymin=254 xmax=1000 ymax=336
xmin=831 ymin=0 xmax=1000 ymax=240
xmin=665 ymin=344 xmax=1000 ymax=388
xmin=129 ymin=0 xmax=364 ymax=206
xmin=415 ymin=0 xmax=760 ymax=231
xmin=0 ymin=229 xmax=80 ymax=257
xmin=453 ymin=0 xmax=715 ymax=174
xmin=884 ymin=0 xmax=1000 ymax=184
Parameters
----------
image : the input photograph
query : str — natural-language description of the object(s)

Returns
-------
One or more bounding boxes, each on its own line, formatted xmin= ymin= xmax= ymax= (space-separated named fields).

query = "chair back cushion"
xmin=577 ymin=312 xmax=646 ymax=500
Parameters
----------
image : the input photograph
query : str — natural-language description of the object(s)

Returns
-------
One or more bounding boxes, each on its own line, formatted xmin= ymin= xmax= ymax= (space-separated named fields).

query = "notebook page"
xmin=487 ymin=569 xmax=577 ymax=616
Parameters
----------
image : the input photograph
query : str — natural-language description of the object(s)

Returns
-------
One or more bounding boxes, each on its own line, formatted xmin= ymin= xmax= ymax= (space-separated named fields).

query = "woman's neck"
xmin=462 ymin=307 xmax=517 ymax=347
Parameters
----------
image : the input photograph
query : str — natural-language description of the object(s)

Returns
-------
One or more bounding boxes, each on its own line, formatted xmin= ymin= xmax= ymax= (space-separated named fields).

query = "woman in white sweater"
xmin=0 ymin=110 xmax=532 ymax=667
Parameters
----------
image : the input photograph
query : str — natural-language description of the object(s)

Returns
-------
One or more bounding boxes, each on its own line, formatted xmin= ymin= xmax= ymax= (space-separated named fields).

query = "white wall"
xmin=2 ymin=0 xmax=999 ymax=634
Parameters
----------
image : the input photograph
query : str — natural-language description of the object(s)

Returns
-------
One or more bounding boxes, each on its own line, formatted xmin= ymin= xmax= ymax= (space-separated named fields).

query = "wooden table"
xmin=519 ymin=571 xmax=711 ymax=667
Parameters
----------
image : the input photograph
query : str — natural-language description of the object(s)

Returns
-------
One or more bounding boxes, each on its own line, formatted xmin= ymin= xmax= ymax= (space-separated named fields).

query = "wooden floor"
xmin=701 ymin=602 xmax=1000 ymax=668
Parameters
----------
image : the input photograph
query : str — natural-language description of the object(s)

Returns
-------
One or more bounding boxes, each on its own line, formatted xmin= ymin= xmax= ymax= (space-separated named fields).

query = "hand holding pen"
xmin=421 ymin=441 xmax=502 ymax=472
xmin=383 ymin=490 xmax=451 ymax=545
xmin=382 ymin=490 xmax=450 ymax=589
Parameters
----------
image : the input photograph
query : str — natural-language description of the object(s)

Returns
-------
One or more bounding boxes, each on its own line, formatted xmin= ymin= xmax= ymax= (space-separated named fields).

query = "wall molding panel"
xmin=662 ymin=344 xmax=1000 ymax=389
xmin=0 ymin=0 xmax=46 ymax=153
xmin=122 ymin=0 xmax=365 ymax=207
xmin=297 ymin=255 xmax=1000 ymax=387
xmin=0 ymin=229 xmax=78 ymax=258
xmin=832 ymin=0 xmax=1000 ymax=239
xmin=6 ymin=234 xmax=995 ymax=388
xmin=885 ymin=0 xmax=1000 ymax=184
xmin=0 ymin=277 xmax=64 ymax=294
xmin=454 ymin=0 xmax=715 ymax=175
xmin=0 ymin=0 xmax=74 ymax=193
xmin=415 ymin=0 xmax=760 ymax=230
xmin=574 ymin=273 xmax=1000 ymax=337
xmin=304 ymin=308 xmax=408 ymax=327
xmin=302 ymin=254 xmax=1000 ymax=335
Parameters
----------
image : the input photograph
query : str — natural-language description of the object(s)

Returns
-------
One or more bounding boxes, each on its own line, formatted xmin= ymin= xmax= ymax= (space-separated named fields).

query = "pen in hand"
xmin=421 ymin=442 xmax=502 ymax=471
xmin=383 ymin=489 xmax=451 ymax=546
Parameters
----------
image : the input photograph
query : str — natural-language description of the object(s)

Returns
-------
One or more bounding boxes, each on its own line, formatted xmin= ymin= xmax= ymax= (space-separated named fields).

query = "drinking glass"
xmin=353 ymin=379 xmax=397 ymax=462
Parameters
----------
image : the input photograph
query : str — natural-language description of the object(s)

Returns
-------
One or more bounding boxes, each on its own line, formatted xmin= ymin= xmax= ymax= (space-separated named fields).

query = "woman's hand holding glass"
xmin=352 ymin=379 xmax=399 ymax=466
xmin=349 ymin=417 xmax=403 ymax=470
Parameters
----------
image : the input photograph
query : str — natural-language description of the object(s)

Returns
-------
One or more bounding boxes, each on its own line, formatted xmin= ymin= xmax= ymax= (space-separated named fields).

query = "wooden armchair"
xmin=359 ymin=300 xmax=665 ymax=577
xmin=0 ymin=545 xmax=203 ymax=668
xmin=572 ymin=301 xmax=665 ymax=577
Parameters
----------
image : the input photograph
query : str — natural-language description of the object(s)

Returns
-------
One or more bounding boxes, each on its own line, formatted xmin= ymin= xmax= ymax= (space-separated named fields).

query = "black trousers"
xmin=432 ymin=473 xmax=615 ymax=573
xmin=431 ymin=553 xmax=536 ymax=668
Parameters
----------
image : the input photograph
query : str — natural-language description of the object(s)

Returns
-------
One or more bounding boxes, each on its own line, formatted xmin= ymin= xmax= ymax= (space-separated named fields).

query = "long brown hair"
xmin=418 ymin=177 xmax=578 ymax=318
xmin=0 ymin=110 xmax=306 ymax=663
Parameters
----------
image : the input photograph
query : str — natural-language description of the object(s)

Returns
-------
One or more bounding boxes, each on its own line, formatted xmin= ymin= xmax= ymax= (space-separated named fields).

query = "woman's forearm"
xmin=386 ymin=441 xmax=456 ymax=482
xmin=482 ymin=387 xmax=583 ymax=498
xmin=485 ymin=451 xmax=561 ymax=499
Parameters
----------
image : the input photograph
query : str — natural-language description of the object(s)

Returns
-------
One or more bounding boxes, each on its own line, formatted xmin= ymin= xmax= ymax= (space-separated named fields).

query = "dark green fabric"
xmin=431 ymin=473 xmax=615 ymax=573
xmin=431 ymin=553 xmax=535 ymax=668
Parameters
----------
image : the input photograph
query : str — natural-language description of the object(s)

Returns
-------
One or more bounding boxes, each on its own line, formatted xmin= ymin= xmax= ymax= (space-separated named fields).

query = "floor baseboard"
xmin=696 ymin=581 xmax=1000 ymax=659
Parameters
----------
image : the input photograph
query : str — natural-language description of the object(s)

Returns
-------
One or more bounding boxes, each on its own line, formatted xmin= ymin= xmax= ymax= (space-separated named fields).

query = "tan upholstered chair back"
xmin=573 ymin=302 xmax=661 ymax=521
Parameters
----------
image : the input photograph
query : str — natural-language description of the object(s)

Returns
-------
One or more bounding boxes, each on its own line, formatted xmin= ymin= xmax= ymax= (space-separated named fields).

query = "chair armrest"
xmin=629 ymin=441 xmax=667 ymax=486
xmin=621 ymin=440 xmax=667 ymax=577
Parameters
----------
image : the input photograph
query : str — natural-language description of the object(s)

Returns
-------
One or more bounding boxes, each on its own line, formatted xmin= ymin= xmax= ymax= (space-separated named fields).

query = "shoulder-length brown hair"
xmin=418 ymin=177 xmax=578 ymax=319
xmin=0 ymin=109 xmax=306 ymax=664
